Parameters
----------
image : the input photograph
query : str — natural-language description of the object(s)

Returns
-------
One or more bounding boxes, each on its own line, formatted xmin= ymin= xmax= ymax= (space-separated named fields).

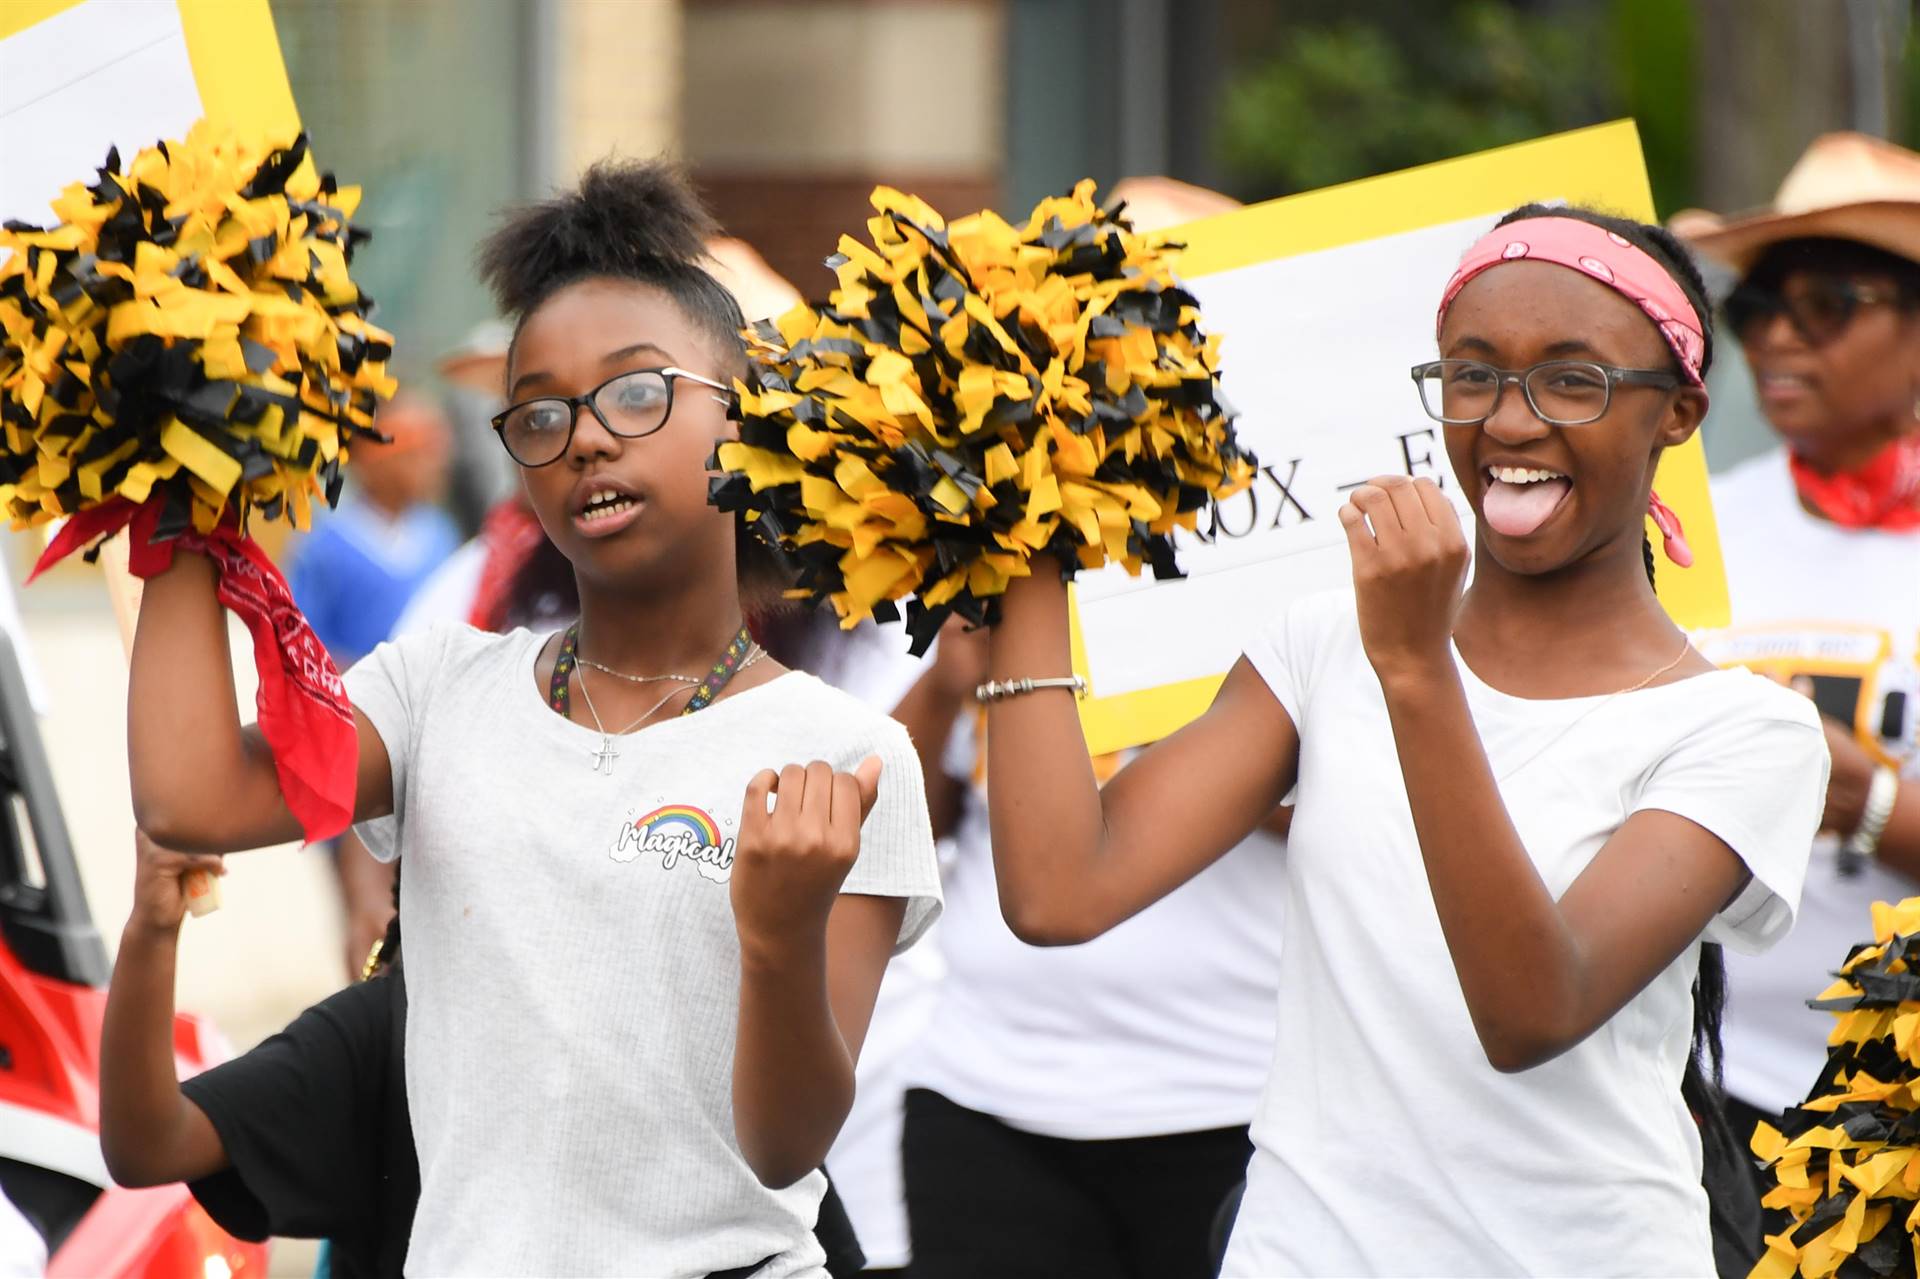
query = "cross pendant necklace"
xmin=550 ymin=622 xmax=763 ymax=775
xmin=576 ymin=678 xmax=692 ymax=774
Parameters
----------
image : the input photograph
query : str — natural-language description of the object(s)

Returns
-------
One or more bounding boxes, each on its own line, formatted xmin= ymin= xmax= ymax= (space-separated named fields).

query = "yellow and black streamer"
xmin=1752 ymin=899 xmax=1920 ymax=1278
xmin=0 ymin=121 xmax=393 ymax=545
xmin=708 ymin=181 xmax=1255 ymax=654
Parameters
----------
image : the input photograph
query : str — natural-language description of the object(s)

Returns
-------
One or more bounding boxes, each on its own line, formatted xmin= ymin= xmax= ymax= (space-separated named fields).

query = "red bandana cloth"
xmin=1789 ymin=437 xmax=1920 ymax=531
xmin=31 ymin=498 xmax=357 ymax=842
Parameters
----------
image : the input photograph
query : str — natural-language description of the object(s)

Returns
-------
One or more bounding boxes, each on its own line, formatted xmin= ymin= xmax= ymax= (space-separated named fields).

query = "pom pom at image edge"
xmin=0 ymin=0 xmax=299 ymax=914
xmin=0 ymin=0 xmax=302 ymax=569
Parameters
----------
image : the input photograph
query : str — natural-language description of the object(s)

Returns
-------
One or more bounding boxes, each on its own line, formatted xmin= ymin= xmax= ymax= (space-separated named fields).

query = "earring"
xmin=1648 ymin=490 xmax=1694 ymax=568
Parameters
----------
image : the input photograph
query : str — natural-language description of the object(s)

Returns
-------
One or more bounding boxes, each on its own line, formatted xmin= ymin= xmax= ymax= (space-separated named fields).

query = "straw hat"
xmin=436 ymin=320 xmax=512 ymax=398
xmin=1681 ymin=132 xmax=1920 ymax=273
xmin=1109 ymin=176 xmax=1242 ymax=234
xmin=704 ymin=236 xmax=802 ymax=326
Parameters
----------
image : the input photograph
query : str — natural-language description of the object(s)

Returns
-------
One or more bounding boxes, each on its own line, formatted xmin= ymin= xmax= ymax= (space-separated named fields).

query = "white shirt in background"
xmin=346 ymin=626 xmax=941 ymax=1278
xmin=1701 ymin=447 xmax=1920 ymax=1112
xmin=805 ymin=620 xmax=945 ymax=1272
xmin=0 ymin=1189 xmax=44 ymax=1279
xmin=1222 ymin=589 xmax=1824 ymax=1277
xmin=390 ymin=536 xmax=487 ymax=638
xmin=908 ymin=714 xmax=1287 ymax=1141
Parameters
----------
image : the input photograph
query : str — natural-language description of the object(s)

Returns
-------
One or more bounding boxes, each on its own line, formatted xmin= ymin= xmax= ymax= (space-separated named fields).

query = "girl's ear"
xmin=1655 ymin=386 xmax=1708 ymax=450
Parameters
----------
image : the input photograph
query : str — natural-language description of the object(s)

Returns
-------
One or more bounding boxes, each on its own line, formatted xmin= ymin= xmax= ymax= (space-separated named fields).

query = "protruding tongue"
xmin=1482 ymin=478 xmax=1571 ymax=537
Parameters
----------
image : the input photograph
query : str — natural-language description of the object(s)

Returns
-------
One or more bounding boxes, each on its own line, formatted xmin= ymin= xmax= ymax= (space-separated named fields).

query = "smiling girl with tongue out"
xmin=976 ymin=205 xmax=1829 ymax=1276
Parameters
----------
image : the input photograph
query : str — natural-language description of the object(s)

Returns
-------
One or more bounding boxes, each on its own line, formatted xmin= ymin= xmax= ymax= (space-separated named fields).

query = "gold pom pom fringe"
xmin=1751 ymin=899 xmax=1920 ymax=1279
xmin=708 ymin=180 xmax=1254 ymax=654
xmin=0 ymin=121 xmax=394 ymax=545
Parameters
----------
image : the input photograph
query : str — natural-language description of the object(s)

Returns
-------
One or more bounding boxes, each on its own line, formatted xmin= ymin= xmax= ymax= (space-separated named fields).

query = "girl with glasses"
xmin=976 ymin=204 xmax=1826 ymax=1275
xmin=1677 ymin=132 xmax=1920 ymax=1188
xmin=123 ymin=160 xmax=940 ymax=1277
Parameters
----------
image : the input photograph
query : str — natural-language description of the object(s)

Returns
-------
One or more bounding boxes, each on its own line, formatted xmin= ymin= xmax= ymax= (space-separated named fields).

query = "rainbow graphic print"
xmin=610 ymin=803 xmax=736 ymax=881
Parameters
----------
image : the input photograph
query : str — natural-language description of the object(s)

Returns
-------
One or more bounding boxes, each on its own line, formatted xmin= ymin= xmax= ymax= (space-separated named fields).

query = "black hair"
xmin=497 ymin=531 xmax=579 ymax=633
xmin=370 ymin=861 xmax=401 ymax=978
xmin=477 ymin=159 xmax=748 ymax=371
xmin=1499 ymin=204 xmax=1740 ymax=1178
xmin=1741 ymin=236 xmax=1920 ymax=308
xmin=1494 ymin=203 xmax=1717 ymax=379
xmin=474 ymin=159 xmax=791 ymax=610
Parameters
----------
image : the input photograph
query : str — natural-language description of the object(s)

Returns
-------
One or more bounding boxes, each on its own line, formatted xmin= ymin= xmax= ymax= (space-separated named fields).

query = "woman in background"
xmin=1680 ymin=132 xmax=1920 ymax=1148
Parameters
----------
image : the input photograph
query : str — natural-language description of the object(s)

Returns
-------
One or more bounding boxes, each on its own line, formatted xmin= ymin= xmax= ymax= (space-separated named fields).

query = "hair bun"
xmin=479 ymin=158 xmax=720 ymax=318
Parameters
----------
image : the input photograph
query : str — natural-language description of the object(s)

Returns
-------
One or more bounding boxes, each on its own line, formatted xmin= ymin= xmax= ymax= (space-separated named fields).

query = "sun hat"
xmin=1680 ymin=131 xmax=1920 ymax=273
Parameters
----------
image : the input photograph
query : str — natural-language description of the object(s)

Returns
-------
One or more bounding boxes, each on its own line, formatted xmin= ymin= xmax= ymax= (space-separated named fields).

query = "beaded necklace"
xmin=547 ymin=622 xmax=757 ymax=774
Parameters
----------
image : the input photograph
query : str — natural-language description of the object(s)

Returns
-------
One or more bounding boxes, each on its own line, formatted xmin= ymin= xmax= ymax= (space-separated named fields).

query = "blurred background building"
xmin=270 ymin=0 xmax=1917 ymax=483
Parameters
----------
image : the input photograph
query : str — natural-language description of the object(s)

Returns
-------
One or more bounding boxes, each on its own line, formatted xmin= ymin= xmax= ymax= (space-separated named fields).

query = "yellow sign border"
xmin=1 ymin=0 xmax=297 ymax=134
xmin=1072 ymin=120 xmax=1729 ymax=754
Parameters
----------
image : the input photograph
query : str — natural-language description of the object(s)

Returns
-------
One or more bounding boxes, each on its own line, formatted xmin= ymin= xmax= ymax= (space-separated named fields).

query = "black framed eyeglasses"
xmin=490 ymin=367 xmax=733 ymax=467
xmin=1722 ymin=277 xmax=1899 ymax=347
xmin=1410 ymin=359 xmax=1684 ymax=427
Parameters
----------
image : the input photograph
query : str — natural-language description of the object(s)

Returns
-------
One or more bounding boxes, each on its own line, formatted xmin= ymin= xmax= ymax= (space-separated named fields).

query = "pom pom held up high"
xmin=0 ymin=122 xmax=394 ymax=544
xmin=709 ymin=180 xmax=1254 ymax=654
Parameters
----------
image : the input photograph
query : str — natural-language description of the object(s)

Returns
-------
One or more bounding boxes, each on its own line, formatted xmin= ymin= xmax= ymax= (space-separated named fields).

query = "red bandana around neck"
xmin=29 ymin=498 xmax=358 ymax=842
xmin=1788 ymin=436 xmax=1920 ymax=531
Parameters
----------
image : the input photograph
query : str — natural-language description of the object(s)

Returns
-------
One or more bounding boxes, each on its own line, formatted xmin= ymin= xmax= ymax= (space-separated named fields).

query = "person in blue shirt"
xmin=287 ymin=392 xmax=461 ymax=667
xmin=287 ymin=391 xmax=461 ymax=977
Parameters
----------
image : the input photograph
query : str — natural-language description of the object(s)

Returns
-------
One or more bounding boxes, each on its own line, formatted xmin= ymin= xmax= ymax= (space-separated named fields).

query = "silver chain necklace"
xmin=573 ymin=647 xmax=766 ymax=775
xmin=575 ymin=653 xmax=703 ymax=688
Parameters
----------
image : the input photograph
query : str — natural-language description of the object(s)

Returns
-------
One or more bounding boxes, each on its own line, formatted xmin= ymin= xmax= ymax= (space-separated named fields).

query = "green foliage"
xmin=1608 ymin=0 xmax=1697 ymax=214
xmin=1216 ymin=1 xmax=1620 ymax=200
xmin=1906 ymin=18 xmax=1920 ymax=149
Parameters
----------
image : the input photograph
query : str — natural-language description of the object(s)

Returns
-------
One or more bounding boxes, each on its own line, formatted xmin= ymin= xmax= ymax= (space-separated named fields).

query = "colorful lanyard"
xmin=547 ymin=622 xmax=755 ymax=717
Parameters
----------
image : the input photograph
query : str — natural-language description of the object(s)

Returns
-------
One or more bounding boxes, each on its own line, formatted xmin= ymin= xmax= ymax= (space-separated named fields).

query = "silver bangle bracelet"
xmin=974 ymin=675 xmax=1088 ymax=704
xmin=1842 ymin=765 xmax=1901 ymax=867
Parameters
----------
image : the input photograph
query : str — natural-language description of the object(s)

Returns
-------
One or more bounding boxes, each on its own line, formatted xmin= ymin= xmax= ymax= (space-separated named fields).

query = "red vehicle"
xmin=0 ymin=632 xmax=269 ymax=1277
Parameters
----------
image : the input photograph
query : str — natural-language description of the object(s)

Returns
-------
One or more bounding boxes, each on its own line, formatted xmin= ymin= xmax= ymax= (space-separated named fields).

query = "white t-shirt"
xmin=1221 ymin=589 xmax=1826 ymax=1278
xmin=390 ymin=535 xmax=486 ymax=637
xmin=908 ymin=715 xmax=1287 ymax=1140
xmin=0 ymin=1189 xmax=43 ymax=1279
xmin=346 ymin=625 xmax=941 ymax=1278
xmin=1700 ymin=447 xmax=1920 ymax=1112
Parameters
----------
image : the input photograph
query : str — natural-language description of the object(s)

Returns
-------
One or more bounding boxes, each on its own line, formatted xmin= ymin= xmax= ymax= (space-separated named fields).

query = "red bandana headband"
xmin=1436 ymin=216 xmax=1707 ymax=566
xmin=1436 ymin=216 xmax=1708 ymax=388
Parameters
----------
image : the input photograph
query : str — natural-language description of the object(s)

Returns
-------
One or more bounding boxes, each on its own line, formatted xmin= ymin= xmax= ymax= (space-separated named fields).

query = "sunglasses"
xmin=1723 ymin=276 xmax=1900 ymax=347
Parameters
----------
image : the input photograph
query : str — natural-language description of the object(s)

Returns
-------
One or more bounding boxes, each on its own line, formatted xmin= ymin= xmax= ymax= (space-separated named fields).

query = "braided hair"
xmin=364 ymin=861 xmax=401 ymax=980
xmin=1494 ymin=202 xmax=1736 ymax=1154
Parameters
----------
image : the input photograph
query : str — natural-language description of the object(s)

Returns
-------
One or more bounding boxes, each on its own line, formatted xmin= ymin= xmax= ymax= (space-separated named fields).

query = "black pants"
xmin=902 ymin=1088 xmax=1252 ymax=1279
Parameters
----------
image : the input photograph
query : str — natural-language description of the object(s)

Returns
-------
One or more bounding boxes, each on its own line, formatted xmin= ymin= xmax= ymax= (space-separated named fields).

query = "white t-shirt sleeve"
xmin=841 ymin=716 xmax=943 ymax=952
xmin=1633 ymin=680 xmax=1829 ymax=954
xmin=343 ymin=626 xmax=454 ymax=863
xmin=1242 ymin=589 xmax=1349 ymax=803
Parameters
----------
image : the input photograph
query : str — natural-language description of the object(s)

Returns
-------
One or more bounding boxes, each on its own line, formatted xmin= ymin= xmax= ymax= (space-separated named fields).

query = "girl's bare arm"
xmin=1347 ymin=476 xmax=1758 ymax=1072
xmin=730 ymin=759 xmax=902 ymax=1188
xmin=99 ymin=836 xmax=230 ymax=1185
xmin=983 ymin=567 xmax=1299 ymax=945
xmin=129 ymin=553 xmax=393 ymax=851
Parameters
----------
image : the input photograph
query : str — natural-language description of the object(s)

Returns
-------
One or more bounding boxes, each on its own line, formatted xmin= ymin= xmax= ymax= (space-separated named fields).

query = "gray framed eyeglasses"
xmin=491 ymin=367 xmax=733 ymax=467
xmin=1410 ymin=359 xmax=1684 ymax=427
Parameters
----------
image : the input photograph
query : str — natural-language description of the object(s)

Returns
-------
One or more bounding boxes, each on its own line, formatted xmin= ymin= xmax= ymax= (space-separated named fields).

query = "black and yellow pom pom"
xmin=708 ymin=180 xmax=1254 ymax=654
xmin=1750 ymin=899 xmax=1920 ymax=1279
xmin=0 ymin=121 xmax=393 ymax=539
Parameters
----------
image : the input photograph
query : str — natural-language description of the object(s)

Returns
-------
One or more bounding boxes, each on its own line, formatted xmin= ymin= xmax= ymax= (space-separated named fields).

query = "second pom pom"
xmin=708 ymin=180 xmax=1255 ymax=655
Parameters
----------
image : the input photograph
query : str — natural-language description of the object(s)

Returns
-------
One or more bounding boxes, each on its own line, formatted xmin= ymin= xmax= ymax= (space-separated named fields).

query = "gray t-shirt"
xmin=345 ymin=625 xmax=941 ymax=1277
